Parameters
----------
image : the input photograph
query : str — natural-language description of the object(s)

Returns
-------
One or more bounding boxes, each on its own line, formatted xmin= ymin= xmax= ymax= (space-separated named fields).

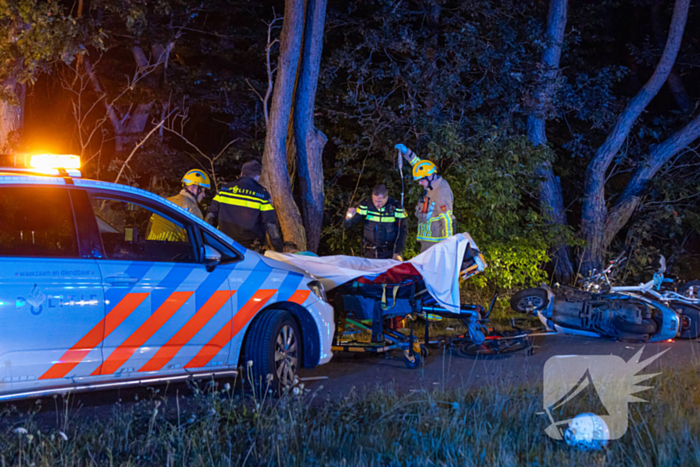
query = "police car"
xmin=0 ymin=154 xmax=334 ymax=401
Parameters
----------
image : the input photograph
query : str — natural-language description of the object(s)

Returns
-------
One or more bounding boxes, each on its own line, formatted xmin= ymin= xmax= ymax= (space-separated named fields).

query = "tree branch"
xmin=604 ymin=112 xmax=700 ymax=245
xmin=585 ymin=0 xmax=689 ymax=189
xmin=247 ymin=12 xmax=282 ymax=127
xmin=581 ymin=0 xmax=690 ymax=268
xmin=114 ymin=110 xmax=176 ymax=185
xmin=164 ymin=111 xmax=238 ymax=192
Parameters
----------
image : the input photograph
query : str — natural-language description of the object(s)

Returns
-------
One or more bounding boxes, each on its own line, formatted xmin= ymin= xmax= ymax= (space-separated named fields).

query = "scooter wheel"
xmin=510 ymin=288 xmax=549 ymax=315
xmin=612 ymin=316 xmax=657 ymax=335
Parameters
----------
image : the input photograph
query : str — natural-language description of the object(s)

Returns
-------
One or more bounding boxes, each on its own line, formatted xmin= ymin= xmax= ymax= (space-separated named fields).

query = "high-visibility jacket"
xmin=208 ymin=176 xmax=277 ymax=248
xmin=343 ymin=198 xmax=409 ymax=254
xmin=415 ymin=176 xmax=455 ymax=243
xmin=147 ymin=189 xmax=202 ymax=242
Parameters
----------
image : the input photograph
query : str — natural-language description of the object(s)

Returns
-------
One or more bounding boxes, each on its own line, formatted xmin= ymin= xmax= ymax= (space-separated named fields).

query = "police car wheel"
xmin=244 ymin=309 xmax=301 ymax=395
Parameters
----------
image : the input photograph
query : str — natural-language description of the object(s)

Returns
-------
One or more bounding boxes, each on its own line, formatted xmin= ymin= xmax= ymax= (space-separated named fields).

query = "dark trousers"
xmin=363 ymin=245 xmax=394 ymax=259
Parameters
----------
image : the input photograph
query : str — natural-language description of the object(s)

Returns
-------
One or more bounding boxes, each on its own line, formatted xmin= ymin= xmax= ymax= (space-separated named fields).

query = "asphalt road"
xmin=4 ymin=334 xmax=700 ymax=422
xmin=298 ymin=334 xmax=700 ymax=396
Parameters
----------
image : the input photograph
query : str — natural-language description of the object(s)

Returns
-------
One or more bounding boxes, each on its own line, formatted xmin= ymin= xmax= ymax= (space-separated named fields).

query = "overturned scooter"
xmin=511 ymin=258 xmax=682 ymax=342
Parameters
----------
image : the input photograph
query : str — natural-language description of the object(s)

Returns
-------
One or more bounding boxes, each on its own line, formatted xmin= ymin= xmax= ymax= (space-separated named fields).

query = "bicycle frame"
xmin=610 ymin=256 xmax=700 ymax=307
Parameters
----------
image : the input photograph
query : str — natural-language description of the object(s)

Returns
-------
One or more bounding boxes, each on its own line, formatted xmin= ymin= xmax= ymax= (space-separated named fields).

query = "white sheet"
xmin=265 ymin=233 xmax=485 ymax=312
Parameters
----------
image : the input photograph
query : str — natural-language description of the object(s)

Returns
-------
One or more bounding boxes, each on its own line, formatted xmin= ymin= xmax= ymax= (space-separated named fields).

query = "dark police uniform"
xmin=343 ymin=198 xmax=408 ymax=259
xmin=208 ymin=176 xmax=277 ymax=249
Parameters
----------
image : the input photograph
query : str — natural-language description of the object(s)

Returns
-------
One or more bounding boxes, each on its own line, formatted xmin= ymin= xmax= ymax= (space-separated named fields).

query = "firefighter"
xmin=147 ymin=169 xmax=210 ymax=242
xmin=395 ymin=144 xmax=455 ymax=253
xmin=343 ymin=184 xmax=408 ymax=260
xmin=205 ymin=160 xmax=283 ymax=252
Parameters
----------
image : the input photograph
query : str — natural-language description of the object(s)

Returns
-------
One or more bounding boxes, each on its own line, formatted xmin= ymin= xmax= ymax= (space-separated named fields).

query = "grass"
xmin=1 ymin=362 xmax=699 ymax=466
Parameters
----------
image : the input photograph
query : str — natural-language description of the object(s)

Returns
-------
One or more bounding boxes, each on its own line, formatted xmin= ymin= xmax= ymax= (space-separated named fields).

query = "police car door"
xmin=86 ymin=191 xmax=235 ymax=377
xmin=0 ymin=186 xmax=105 ymax=389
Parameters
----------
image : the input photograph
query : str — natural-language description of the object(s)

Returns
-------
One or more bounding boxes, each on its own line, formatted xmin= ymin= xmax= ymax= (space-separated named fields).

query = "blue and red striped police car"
xmin=0 ymin=155 xmax=334 ymax=401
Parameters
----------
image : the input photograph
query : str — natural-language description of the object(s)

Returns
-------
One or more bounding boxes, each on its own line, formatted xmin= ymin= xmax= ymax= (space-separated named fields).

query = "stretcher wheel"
xmin=436 ymin=336 xmax=450 ymax=349
xmin=458 ymin=337 xmax=531 ymax=359
xmin=420 ymin=344 xmax=429 ymax=359
xmin=404 ymin=349 xmax=422 ymax=369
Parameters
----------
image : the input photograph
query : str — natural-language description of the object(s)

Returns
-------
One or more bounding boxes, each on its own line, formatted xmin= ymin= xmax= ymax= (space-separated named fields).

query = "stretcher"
xmin=265 ymin=233 xmax=530 ymax=368
xmin=328 ymin=242 xmax=490 ymax=368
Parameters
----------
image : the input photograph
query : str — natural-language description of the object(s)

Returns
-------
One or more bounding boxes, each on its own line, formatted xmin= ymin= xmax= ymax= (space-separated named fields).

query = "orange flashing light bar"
xmin=29 ymin=154 xmax=81 ymax=170
xmin=2 ymin=153 xmax=82 ymax=175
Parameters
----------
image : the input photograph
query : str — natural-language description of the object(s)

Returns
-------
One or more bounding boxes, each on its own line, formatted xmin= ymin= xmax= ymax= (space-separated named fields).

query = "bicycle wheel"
xmin=458 ymin=337 xmax=532 ymax=359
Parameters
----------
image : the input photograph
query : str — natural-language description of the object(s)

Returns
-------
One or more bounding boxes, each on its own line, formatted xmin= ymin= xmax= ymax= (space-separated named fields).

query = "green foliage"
xmin=319 ymin=0 xmax=571 ymax=287
xmin=471 ymin=239 xmax=549 ymax=290
xmin=4 ymin=0 xmax=700 ymax=287
xmin=0 ymin=0 xmax=87 ymax=92
xmin=608 ymin=169 xmax=700 ymax=283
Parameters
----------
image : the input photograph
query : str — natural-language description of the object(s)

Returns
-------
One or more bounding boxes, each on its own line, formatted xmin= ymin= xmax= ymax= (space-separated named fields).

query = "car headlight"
xmin=307 ymin=280 xmax=327 ymax=302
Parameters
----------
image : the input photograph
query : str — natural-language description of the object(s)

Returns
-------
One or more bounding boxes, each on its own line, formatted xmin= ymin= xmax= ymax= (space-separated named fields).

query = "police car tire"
xmin=243 ymin=309 xmax=301 ymax=396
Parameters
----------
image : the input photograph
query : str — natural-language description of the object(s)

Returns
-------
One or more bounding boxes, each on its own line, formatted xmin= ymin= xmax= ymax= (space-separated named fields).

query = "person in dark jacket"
xmin=343 ymin=184 xmax=408 ymax=260
xmin=205 ymin=160 xmax=283 ymax=252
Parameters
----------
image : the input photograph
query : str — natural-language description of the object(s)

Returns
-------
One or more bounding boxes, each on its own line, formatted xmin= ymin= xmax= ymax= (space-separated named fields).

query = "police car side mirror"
xmin=203 ymin=245 xmax=222 ymax=272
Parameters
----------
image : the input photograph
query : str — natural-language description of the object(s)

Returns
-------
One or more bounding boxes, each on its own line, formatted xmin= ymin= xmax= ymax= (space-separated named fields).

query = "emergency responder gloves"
xmin=395 ymin=143 xmax=418 ymax=166
xmin=394 ymin=144 xmax=408 ymax=155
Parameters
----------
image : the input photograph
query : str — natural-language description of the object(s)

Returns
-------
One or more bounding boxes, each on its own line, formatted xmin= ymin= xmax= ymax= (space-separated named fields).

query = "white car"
xmin=0 ymin=156 xmax=334 ymax=401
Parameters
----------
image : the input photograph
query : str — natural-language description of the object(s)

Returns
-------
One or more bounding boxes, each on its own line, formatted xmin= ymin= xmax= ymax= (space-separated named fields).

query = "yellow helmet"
xmin=412 ymin=160 xmax=437 ymax=180
xmin=182 ymin=169 xmax=211 ymax=188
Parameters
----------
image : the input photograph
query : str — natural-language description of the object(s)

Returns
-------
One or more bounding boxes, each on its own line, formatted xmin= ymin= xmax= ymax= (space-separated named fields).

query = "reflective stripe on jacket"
xmin=147 ymin=189 xmax=201 ymax=242
xmin=343 ymin=197 xmax=409 ymax=254
xmin=415 ymin=176 xmax=455 ymax=242
xmin=208 ymin=176 xmax=277 ymax=246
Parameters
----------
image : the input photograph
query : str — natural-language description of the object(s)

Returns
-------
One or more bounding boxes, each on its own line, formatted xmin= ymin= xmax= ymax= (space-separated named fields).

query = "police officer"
xmin=148 ymin=169 xmax=210 ymax=242
xmin=343 ymin=184 xmax=408 ymax=260
xmin=395 ymin=144 xmax=455 ymax=253
xmin=205 ymin=160 xmax=283 ymax=252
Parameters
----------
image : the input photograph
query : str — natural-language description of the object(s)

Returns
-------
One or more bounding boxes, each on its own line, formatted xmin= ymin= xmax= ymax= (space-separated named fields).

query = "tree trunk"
xmin=603 ymin=112 xmax=700 ymax=246
xmin=84 ymin=51 xmax=154 ymax=156
xmin=581 ymin=0 xmax=689 ymax=273
xmin=527 ymin=0 xmax=574 ymax=283
xmin=652 ymin=0 xmax=692 ymax=113
xmin=114 ymin=103 xmax=153 ymax=154
xmin=293 ymin=0 xmax=328 ymax=253
xmin=0 ymin=80 xmax=25 ymax=152
xmin=261 ymin=0 xmax=307 ymax=249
